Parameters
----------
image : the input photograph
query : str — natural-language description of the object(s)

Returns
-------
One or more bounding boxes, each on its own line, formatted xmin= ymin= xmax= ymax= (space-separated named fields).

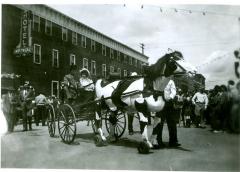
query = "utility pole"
xmin=140 ymin=43 xmax=144 ymax=54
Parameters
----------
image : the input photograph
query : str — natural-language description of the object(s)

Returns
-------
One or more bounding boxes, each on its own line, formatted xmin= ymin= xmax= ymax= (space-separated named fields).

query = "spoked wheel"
xmin=105 ymin=110 xmax=126 ymax=138
xmin=47 ymin=104 xmax=56 ymax=137
xmin=58 ymin=104 xmax=77 ymax=144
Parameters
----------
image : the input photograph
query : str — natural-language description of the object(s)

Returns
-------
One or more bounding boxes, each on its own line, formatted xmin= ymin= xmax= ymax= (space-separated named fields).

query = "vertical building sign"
xmin=14 ymin=10 xmax=33 ymax=56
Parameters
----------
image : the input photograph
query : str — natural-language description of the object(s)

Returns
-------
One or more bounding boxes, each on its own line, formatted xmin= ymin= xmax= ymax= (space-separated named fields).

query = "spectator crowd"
xmin=176 ymin=80 xmax=240 ymax=134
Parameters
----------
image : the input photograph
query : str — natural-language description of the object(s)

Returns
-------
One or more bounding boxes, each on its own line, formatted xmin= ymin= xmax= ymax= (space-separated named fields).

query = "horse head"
xmin=143 ymin=50 xmax=196 ymax=80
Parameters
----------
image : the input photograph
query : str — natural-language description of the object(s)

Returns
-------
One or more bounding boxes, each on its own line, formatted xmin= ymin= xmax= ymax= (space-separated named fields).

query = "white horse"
xmin=94 ymin=51 xmax=196 ymax=153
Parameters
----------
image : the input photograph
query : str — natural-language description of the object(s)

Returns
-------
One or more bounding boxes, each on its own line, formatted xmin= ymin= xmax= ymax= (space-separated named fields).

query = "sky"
xmin=47 ymin=3 xmax=240 ymax=89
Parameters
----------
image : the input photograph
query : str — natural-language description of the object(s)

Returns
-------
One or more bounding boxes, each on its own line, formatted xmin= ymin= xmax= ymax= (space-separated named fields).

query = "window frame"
xmin=45 ymin=20 xmax=52 ymax=35
xmin=83 ymin=58 xmax=88 ymax=69
xmin=124 ymin=70 xmax=128 ymax=77
xmin=110 ymin=66 xmax=114 ymax=74
xmin=52 ymin=49 xmax=59 ymax=68
xmin=117 ymin=51 xmax=121 ymax=61
xmin=102 ymin=45 xmax=106 ymax=56
xmin=118 ymin=68 xmax=121 ymax=77
xmin=110 ymin=48 xmax=114 ymax=59
xmin=33 ymin=14 xmax=40 ymax=32
xmin=102 ymin=64 xmax=106 ymax=78
xmin=51 ymin=80 xmax=59 ymax=97
xmin=33 ymin=44 xmax=41 ymax=64
xmin=124 ymin=54 xmax=128 ymax=64
xmin=72 ymin=31 xmax=78 ymax=45
xmin=91 ymin=60 xmax=96 ymax=75
xmin=91 ymin=40 xmax=96 ymax=52
xmin=69 ymin=54 xmax=76 ymax=65
xmin=81 ymin=35 xmax=87 ymax=48
xmin=62 ymin=27 xmax=68 ymax=41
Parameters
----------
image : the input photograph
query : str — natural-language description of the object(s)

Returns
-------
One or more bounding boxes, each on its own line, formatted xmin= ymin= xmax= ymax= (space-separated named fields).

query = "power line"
xmin=127 ymin=4 xmax=240 ymax=18
xmin=196 ymin=53 xmax=231 ymax=69
xmin=147 ymin=41 xmax=238 ymax=49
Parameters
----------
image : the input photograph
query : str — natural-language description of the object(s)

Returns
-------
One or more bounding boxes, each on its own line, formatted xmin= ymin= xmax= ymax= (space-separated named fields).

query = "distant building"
xmin=2 ymin=4 xmax=149 ymax=96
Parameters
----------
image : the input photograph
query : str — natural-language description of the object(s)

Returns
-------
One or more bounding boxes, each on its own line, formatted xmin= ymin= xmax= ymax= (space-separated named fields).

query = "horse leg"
xmin=107 ymin=111 xmax=118 ymax=142
xmin=96 ymin=111 xmax=107 ymax=138
xmin=138 ymin=112 xmax=153 ymax=148
xmin=150 ymin=116 xmax=162 ymax=147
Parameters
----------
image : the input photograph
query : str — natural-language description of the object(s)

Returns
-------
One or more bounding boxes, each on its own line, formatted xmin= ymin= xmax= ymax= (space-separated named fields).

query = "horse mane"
xmin=144 ymin=53 xmax=171 ymax=80
xmin=144 ymin=51 xmax=183 ymax=80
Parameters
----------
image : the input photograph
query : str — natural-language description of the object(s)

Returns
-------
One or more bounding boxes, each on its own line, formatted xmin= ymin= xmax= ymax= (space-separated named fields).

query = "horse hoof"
xmin=138 ymin=141 xmax=150 ymax=154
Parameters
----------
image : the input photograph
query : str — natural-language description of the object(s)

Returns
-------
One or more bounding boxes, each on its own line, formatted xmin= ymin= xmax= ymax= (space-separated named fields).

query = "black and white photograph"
xmin=1 ymin=0 xmax=240 ymax=171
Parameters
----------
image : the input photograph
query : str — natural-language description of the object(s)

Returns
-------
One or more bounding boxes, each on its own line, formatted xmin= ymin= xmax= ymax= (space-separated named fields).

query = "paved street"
xmin=1 ymin=119 xmax=240 ymax=171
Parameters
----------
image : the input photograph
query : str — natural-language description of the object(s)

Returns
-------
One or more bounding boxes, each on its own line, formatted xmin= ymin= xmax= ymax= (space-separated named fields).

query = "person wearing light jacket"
xmin=192 ymin=88 xmax=209 ymax=128
xmin=79 ymin=68 xmax=95 ymax=104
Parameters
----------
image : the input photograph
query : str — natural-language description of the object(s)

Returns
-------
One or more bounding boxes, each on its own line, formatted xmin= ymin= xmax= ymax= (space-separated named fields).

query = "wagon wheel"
xmin=58 ymin=104 xmax=77 ymax=144
xmin=47 ymin=104 xmax=56 ymax=137
xmin=105 ymin=110 xmax=126 ymax=138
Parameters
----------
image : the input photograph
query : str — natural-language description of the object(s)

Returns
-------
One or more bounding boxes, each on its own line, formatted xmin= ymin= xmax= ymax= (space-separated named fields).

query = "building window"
xmin=102 ymin=45 xmax=106 ymax=56
xmin=117 ymin=51 xmax=121 ymax=61
xmin=102 ymin=64 xmax=107 ymax=78
xmin=129 ymin=56 xmax=132 ymax=65
xmin=33 ymin=44 xmax=41 ymax=64
xmin=81 ymin=35 xmax=86 ymax=48
xmin=124 ymin=70 xmax=128 ymax=77
xmin=33 ymin=15 xmax=40 ymax=32
xmin=70 ymin=54 xmax=76 ymax=65
xmin=91 ymin=40 xmax=96 ymax=52
xmin=45 ymin=20 xmax=52 ymax=35
xmin=110 ymin=66 xmax=114 ymax=74
xmin=134 ymin=58 xmax=137 ymax=67
xmin=72 ymin=31 xmax=77 ymax=45
xmin=110 ymin=49 xmax=114 ymax=59
xmin=62 ymin=27 xmax=68 ymax=41
xmin=118 ymin=68 xmax=121 ymax=77
xmin=91 ymin=60 xmax=96 ymax=75
xmin=52 ymin=49 xmax=59 ymax=68
xmin=124 ymin=54 xmax=128 ymax=64
xmin=51 ymin=80 xmax=59 ymax=97
xmin=138 ymin=60 xmax=142 ymax=68
xmin=83 ymin=58 xmax=88 ymax=69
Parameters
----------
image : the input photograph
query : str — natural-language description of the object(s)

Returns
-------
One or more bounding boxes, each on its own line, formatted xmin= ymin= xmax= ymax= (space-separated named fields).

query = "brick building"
xmin=2 ymin=4 xmax=149 ymax=97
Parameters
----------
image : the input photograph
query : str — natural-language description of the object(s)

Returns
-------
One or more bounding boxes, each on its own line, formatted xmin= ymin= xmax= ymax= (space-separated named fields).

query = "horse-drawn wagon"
xmin=47 ymin=51 xmax=196 ymax=154
xmin=46 ymin=90 xmax=128 ymax=144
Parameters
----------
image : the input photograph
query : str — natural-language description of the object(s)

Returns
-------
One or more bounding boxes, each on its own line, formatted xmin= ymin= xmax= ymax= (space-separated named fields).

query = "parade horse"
xmin=94 ymin=51 xmax=195 ymax=153
xmin=1 ymin=89 xmax=19 ymax=133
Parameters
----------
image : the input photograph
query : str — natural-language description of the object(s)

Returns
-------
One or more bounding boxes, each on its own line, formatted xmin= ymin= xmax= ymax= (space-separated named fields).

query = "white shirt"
xmin=153 ymin=76 xmax=176 ymax=101
xmin=79 ymin=78 xmax=94 ymax=91
xmin=192 ymin=92 xmax=209 ymax=106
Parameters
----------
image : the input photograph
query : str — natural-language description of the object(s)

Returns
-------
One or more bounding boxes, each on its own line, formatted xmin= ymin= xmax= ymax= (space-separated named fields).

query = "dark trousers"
xmin=128 ymin=113 xmax=134 ymax=132
xmin=22 ymin=109 xmax=32 ymax=130
xmin=35 ymin=105 xmax=46 ymax=126
xmin=156 ymin=101 xmax=178 ymax=144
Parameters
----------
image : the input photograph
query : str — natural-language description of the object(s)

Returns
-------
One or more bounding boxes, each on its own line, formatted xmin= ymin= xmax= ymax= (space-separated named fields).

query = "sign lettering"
xmin=14 ymin=10 xmax=33 ymax=56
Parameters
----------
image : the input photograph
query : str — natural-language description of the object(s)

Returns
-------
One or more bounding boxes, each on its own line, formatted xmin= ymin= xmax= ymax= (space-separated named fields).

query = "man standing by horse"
xmin=19 ymin=80 xmax=35 ymax=131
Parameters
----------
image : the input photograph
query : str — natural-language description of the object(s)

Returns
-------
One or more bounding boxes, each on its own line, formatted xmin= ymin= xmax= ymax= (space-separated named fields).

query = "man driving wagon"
xmin=62 ymin=65 xmax=95 ymax=105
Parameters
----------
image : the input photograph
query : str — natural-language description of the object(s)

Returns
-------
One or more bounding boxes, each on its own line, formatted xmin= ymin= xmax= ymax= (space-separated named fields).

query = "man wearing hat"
xmin=63 ymin=65 xmax=79 ymax=104
xmin=79 ymin=68 xmax=94 ymax=104
xmin=19 ymin=80 xmax=35 ymax=131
